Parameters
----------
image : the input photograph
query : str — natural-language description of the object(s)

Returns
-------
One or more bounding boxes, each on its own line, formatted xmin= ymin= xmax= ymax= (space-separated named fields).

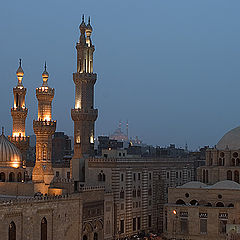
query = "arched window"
xmin=137 ymin=187 xmax=141 ymax=197
xmin=9 ymin=172 xmax=15 ymax=182
xmin=202 ymin=170 xmax=206 ymax=183
xmin=190 ymin=200 xmax=199 ymax=206
xmin=17 ymin=172 xmax=22 ymax=182
xmin=227 ymin=170 xmax=232 ymax=180
xmin=228 ymin=203 xmax=234 ymax=208
xmin=232 ymin=158 xmax=235 ymax=166
xmin=216 ymin=202 xmax=224 ymax=207
xmin=102 ymin=173 xmax=106 ymax=182
xmin=41 ymin=217 xmax=47 ymax=240
xmin=0 ymin=172 xmax=5 ymax=182
xmin=83 ymin=235 xmax=88 ymax=240
xmin=93 ymin=232 xmax=98 ymax=240
xmin=132 ymin=187 xmax=136 ymax=198
xmin=234 ymin=171 xmax=239 ymax=183
xmin=206 ymin=170 xmax=209 ymax=183
xmin=98 ymin=173 xmax=102 ymax=181
xmin=237 ymin=158 xmax=240 ymax=166
xmin=148 ymin=186 xmax=152 ymax=196
xmin=120 ymin=188 xmax=124 ymax=199
xmin=176 ymin=199 xmax=185 ymax=205
xmin=9 ymin=221 xmax=16 ymax=240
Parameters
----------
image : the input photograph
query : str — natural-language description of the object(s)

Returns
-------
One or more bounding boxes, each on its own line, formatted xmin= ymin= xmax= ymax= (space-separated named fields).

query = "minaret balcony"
xmin=11 ymin=107 xmax=28 ymax=118
xmin=73 ymin=72 xmax=97 ymax=85
xmin=71 ymin=108 xmax=98 ymax=121
xmin=9 ymin=135 xmax=29 ymax=144
xmin=33 ymin=120 xmax=56 ymax=135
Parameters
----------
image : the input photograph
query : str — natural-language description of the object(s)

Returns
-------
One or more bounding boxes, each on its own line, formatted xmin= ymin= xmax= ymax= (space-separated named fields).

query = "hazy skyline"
xmin=0 ymin=0 xmax=240 ymax=150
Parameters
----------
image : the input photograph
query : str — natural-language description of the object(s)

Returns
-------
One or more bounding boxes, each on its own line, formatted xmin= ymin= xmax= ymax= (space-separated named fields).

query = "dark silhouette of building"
xmin=52 ymin=132 xmax=72 ymax=163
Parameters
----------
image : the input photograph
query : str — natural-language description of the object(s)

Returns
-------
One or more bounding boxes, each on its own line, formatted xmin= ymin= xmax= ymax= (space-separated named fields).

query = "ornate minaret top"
xmin=71 ymin=16 xmax=98 ymax=181
xmin=16 ymin=59 xmax=24 ymax=87
xmin=32 ymin=64 xmax=56 ymax=190
xmin=36 ymin=62 xmax=54 ymax=121
xmin=9 ymin=59 xmax=29 ymax=166
xmin=11 ymin=59 xmax=28 ymax=137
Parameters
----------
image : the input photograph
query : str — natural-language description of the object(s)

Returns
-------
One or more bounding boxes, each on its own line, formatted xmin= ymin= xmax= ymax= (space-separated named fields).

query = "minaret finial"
xmin=19 ymin=58 xmax=22 ymax=67
xmin=44 ymin=61 xmax=47 ymax=71
xmin=82 ymin=14 xmax=85 ymax=22
xmin=2 ymin=127 xmax=4 ymax=135
xmin=88 ymin=16 xmax=90 ymax=24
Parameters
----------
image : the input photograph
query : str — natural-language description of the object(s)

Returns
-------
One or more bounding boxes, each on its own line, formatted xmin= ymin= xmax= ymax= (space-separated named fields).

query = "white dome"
xmin=208 ymin=180 xmax=240 ymax=190
xmin=217 ymin=126 xmax=240 ymax=150
xmin=177 ymin=181 xmax=207 ymax=189
xmin=0 ymin=133 xmax=22 ymax=167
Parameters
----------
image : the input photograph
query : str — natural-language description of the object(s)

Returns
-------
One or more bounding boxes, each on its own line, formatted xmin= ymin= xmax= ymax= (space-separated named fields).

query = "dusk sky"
xmin=1 ymin=0 xmax=240 ymax=150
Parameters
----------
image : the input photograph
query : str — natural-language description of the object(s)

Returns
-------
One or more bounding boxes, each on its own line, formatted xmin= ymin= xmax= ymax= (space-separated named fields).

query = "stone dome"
xmin=217 ymin=126 xmax=240 ymax=150
xmin=177 ymin=181 xmax=207 ymax=189
xmin=0 ymin=133 xmax=22 ymax=167
xmin=208 ymin=180 xmax=240 ymax=190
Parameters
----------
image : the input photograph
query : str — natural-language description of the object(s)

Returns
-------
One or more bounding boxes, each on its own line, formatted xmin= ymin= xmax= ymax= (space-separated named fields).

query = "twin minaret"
xmin=9 ymin=16 xmax=97 ymax=186
xmin=9 ymin=59 xmax=29 ymax=166
xmin=71 ymin=16 xmax=98 ymax=181
xmin=32 ymin=63 xmax=56 ymax=187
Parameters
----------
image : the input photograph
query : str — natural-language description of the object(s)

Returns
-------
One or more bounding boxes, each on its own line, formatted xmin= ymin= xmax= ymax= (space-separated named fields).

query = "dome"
xmin=0 ymin=133 xmax=22 ymax=168
xmin=177 ymin=181 xmax=207 ymax=189
xmin=208 ymin=180 xmax=240 ymax=190
xmin=217 ymin=126 xmax=240 ymax=150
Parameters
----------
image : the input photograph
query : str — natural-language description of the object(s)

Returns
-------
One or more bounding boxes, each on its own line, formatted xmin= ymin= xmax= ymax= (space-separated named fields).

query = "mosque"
xmin=0 ymin=16 xmax=196 ymax=240
xmin=164 ymin=124 xmax=240 ymax=239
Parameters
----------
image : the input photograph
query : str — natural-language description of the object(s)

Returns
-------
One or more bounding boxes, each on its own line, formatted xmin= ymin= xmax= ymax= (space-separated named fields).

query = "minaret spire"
xmin=32 ymin=65 xmax=56 ymax=192
xmin=71 ymin=17 xmax=98 ymax=182
xmin=9 ymin=59 xmax=29 ymax=166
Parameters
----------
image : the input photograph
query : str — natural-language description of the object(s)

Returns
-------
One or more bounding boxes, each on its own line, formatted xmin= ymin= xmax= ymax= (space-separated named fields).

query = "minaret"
xmin=9 ymin=59 xmax=29 ymax=165
xmin=32 ymin=63 xmax=56 ymax=189
xmin=71 ymin=16 xmax=98 ymax=182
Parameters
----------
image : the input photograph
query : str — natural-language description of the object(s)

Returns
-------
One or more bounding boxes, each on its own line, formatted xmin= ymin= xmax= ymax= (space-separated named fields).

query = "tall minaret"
xmin=71 ymin=16 xmax=98 ymax=182
xmin=32 ymin=63 xmax=56 ymax=189
xmin=9 ymin=59 xmax=29 ymax=165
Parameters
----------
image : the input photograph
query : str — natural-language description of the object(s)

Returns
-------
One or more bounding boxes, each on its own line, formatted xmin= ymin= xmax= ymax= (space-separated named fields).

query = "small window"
xmin=121 ymin=174 xmax=124 ymax=182
xmin=200 ymin=219 xmax=207 ymax=234
xmin=133 ymin=173 xmax=136 ymax=181
xmin=167 ymin=172 xmax=170 ymax=179
xmin=120 ymin=219 xmax=124 ymax=233
xmin=176 ymin=172 xmax=178 ymax=178
xmin=138 ymin=173 xmax=141 ymax=180
xmin=119 ymin=153 xmax=121 ymax=157
xmin=56 ymin=171 xmax=59 ymax=177
xmin=137 ymin=217 xmax=141 ymax=230
xmin=148 ymin=215 xmax=152 ymax=228
xmin=123 ymin=153 xmax=125 ymax=157
xmin=133 ymin=218 xmax=136 ymax=231
xmin=149 ymin=173 xmax=152 ymax=180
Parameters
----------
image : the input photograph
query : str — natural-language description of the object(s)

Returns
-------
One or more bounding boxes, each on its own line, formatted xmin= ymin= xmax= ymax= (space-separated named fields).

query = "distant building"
xmin=97 ymin=136 xmax=123 ymax=155
xmin=52 ymin=132 xmax=72 ymax=163
xmin=163 ymin=126 xmax=240 ymax=240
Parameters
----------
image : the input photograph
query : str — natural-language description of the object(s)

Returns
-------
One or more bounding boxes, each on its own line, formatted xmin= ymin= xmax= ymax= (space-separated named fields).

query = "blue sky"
xmin=0 ymin=0 xmax=240 ymax=150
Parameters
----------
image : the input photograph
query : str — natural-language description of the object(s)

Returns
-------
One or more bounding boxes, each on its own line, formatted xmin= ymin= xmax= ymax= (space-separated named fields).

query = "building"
xmin=52 ymin=132 xmax=72 ymax=163
xmin=163 ymin=125 xmax=240 ymax=240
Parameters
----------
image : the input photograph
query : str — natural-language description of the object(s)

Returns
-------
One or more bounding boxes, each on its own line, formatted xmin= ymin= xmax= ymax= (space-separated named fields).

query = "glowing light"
xmin=13 ymin=132 xmax=24 ymax=137
xmin=90 ymin=135 xmax=94 ymax=144
xmin=44 ymin=116 xmax=51 ymax=121
xmin=76 ymin=136 xmax=80 ymax=143
xmin=11 ymin=163 xmax=20 ymax=168
xmin=173 ymin=210 xmax=177 ymax=215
